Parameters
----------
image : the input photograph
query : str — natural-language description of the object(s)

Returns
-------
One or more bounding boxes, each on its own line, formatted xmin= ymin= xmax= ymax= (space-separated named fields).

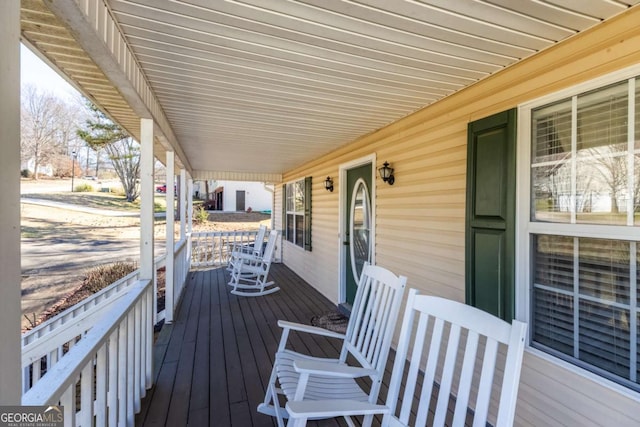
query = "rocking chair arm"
xmin=232 ymin=251 xmax=261 ymax=261
xmin=277 ymin=320 xmax=346 ymax=340
xmin=293 ymin=360 xmax=378 ymax=379
xmin=286 ymin=400 xmax=389 ymax=419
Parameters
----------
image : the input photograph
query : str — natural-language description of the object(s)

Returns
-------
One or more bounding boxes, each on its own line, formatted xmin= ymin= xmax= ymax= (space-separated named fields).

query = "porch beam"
xmin=0 ymin=0 xmax=21 ymax=404
xmin=140 ymin=119 xmax=155 ymax=280
xmin=165 ymin=152 xmax=175 ymax=324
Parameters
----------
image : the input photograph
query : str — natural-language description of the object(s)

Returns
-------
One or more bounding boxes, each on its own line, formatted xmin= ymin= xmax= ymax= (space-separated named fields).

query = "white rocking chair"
xmin=227 ymin=224 xmax=268 ymax=273
xmin=228 ymin=229 xmax=279 ymax=296
xmin=257 ymin=263 xmax=407 ymax=427
xmin=286 ymin=288 xmax=528 ymax=427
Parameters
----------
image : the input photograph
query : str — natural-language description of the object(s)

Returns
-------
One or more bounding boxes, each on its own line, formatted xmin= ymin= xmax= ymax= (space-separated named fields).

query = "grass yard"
xmin=24 ymin=191 xmax=168 ymax=212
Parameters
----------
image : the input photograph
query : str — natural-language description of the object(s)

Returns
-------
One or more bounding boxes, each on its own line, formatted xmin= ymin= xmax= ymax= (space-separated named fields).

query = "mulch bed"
xmin=25 ymin=267 xmax=166 ymax=332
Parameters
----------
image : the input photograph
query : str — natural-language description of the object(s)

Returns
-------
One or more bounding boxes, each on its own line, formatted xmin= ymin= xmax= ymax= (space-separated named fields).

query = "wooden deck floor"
xmin=136 ymin=264 xmax=362 ymax=427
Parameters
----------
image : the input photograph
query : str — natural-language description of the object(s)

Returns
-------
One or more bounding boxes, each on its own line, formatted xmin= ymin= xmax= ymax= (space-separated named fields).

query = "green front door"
xmin=465 ymin=109 xmax=516 ymax=321
xmin=344 ymin=163 xmax=372 ymax=305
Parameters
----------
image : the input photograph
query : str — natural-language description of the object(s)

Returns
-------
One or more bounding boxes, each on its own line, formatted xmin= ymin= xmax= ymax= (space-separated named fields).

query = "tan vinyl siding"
xmin=277 ymin=6 xmax=640 ymax=425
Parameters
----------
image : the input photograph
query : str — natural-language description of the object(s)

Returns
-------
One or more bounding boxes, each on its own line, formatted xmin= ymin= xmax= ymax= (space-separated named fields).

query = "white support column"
xmin=188 ymin=177 xmax=194 ymax=234
xmin=0 ymin=1 xmax=22 ymax=404
xmin=165 ymin=152 xmax=175 ymax=324
xmin=180 ymin=169 xmax=187 ymax=239
xmin=139 ymin=119 xmax=155 ymax=280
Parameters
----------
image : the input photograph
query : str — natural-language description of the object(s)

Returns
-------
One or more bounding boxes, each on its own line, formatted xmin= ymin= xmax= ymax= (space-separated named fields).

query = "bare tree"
xmin=21 ymin=85 xmax=66 ymax=179
xmin=77 ymin=103 xmax=141 ymax=201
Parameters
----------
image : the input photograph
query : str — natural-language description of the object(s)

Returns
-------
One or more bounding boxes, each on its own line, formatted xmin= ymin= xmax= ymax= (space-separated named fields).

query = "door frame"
xmin=338 ymin=153 xmax=377 ymax=304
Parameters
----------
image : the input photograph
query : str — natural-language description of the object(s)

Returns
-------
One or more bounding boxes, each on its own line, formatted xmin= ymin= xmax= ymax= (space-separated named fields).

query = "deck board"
xmin=137 ymin=264 xmax=355 ymax=427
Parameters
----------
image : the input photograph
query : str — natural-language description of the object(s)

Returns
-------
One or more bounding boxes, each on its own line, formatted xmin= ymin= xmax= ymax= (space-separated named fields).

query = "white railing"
xmin=22 ymin=256 xmax=165 ymax=394
xmin=190 ymin=230 xmax=262 ymax=268
xmin=173 ymin=236 xmax=191 ymax=312
xmin=22 ymin=279 xmax=153 ymax=427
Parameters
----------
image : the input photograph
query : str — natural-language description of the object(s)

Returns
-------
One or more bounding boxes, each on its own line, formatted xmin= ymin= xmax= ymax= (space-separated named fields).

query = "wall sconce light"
xmin=324 ymin=176 xmax=334 ymax=192
xmin=378 ymin=161 xmax=395 ymax=185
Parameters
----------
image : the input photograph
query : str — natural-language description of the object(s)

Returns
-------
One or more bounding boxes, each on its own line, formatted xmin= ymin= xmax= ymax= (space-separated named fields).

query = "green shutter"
xmin=465 ymin=109 xmax=516 ymax=321
xmin=304 ymin=176 xmax=312 ymax=251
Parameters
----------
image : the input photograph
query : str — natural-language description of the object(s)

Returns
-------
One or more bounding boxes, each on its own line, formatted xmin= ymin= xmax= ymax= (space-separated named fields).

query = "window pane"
xmin=576 ymin=82 xmax=629 ymax=224
xmin=531 ymin=100 xmax=572 ymax=222
xmin=532 ymin=100 xmax=572 ymax=164
xmin=286 ymin=184 xmax=294 ymax=212
xmin=295 ymin=215 xmax=304 ymax=248
xmin=286 ymin=214 xmax=294 ymax=243
xmin=533 ymin=287 xmax=574 ymax=356
xmin=532 ymin=235 xmax=575 ymax=356
xmin=577 ymin=82 xmax=628 ymax=152
xmin=295 ymin=181 xmax=304 ymax=213
xmin=578 ymin=238 xmax=630 ymax=305
xmin=534 ymin=235 xmax=574 ymax=292
xmin=579 ymin=300 xmax=630 ymax=379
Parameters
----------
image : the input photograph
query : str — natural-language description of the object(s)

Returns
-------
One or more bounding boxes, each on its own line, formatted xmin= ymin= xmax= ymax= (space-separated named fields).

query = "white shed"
xmin=195 ymin=180 xmax=273 ymax=212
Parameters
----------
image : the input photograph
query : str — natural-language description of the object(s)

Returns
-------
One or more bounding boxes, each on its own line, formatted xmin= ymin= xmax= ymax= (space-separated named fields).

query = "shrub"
xmin=83 ymin=262 xmax=137 ymax=293
xmin=74 ymin=183 xmax=94 ymax=192
xmin=193 ymin=205 xmax=210 ymax=224
xmin=21 ymin=169 xmax=32 ymax=178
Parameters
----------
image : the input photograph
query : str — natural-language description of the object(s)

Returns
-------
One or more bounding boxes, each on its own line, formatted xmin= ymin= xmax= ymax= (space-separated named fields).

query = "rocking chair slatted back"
xmin=342 ymin=264 xmax=407 ymax=393
xmin=387 ymin=289 xmax=527 ymax=427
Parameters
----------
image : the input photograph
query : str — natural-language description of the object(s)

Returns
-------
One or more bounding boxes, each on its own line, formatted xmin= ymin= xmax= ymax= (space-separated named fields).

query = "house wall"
xmin=193 ymin=180 xmax=273 ymax=212
xmin=275 ymin=7 xmax=640 ymax=426
xmin=216 ymin=181 xmax=273 ymax=212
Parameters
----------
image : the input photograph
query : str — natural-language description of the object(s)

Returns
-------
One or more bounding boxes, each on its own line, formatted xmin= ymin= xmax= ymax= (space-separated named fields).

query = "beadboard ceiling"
xmin=20 ymin=0 xmax=640 ymax=180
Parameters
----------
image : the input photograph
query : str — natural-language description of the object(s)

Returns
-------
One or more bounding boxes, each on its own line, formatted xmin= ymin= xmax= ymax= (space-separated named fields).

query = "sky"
xmin=21 ymin=43 xmax=79 ymax=101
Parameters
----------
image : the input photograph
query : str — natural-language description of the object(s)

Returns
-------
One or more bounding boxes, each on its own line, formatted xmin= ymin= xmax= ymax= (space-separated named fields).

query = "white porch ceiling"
xmin=21 ymin=0 xmax=640 ymax=180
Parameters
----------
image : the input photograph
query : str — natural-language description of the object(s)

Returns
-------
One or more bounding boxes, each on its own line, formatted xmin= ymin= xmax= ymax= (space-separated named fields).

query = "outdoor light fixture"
xmin=324 ymin=176 xmax=334 ymax=192
xmin=378 ymin=161 xmax=395 ymax=185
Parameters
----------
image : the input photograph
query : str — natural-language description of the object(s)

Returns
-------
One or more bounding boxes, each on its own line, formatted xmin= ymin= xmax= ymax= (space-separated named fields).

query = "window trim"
xmin=516 ymin=63 xmax=640 ymax=399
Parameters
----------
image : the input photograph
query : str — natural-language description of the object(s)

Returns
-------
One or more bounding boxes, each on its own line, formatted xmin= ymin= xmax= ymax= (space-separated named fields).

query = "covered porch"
xmin=4 ymin=1 xmax=640 ymax=426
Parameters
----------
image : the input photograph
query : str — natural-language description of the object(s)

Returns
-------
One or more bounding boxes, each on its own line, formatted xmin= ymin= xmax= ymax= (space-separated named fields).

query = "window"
xmin=283 ymin=177 xmax=311 ymax=250
xmin=526 ymin=74 xmax=640 ymax=391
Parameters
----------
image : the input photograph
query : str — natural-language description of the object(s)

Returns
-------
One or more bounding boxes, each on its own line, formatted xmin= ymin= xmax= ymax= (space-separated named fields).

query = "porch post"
xmin=180 ymin=169 xmax=187 ymax=238
xmin=165 ymin=151 xmax=175 ymax=324
xmin=0 ymin=0 xmax=22 ymax=404
xmin=139 ymin=118 xmax=155 ymax=280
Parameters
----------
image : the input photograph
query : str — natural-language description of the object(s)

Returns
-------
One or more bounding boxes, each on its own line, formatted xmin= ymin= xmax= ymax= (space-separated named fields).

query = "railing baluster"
xmin=95 ymin=343 xmax=107 ymax=426
xmin=118 ymin=321 xmax=127 ymax=427
xmin=32 ymin=358 xmax=41 ymax=386
xmin=145 ymin=286 xmax=153 ymax=389
xmin=108 ymin=331 xmax=118 ymax=427
xmin=134 ymin=300 xmax=142 ymax=412
xmin=80 ymin=360 xmax=93 ymax=426
xmin=61 ymin=385 xmax=76 ymax=427
xmin=127 ymin=312 xmax=135 ymax=426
